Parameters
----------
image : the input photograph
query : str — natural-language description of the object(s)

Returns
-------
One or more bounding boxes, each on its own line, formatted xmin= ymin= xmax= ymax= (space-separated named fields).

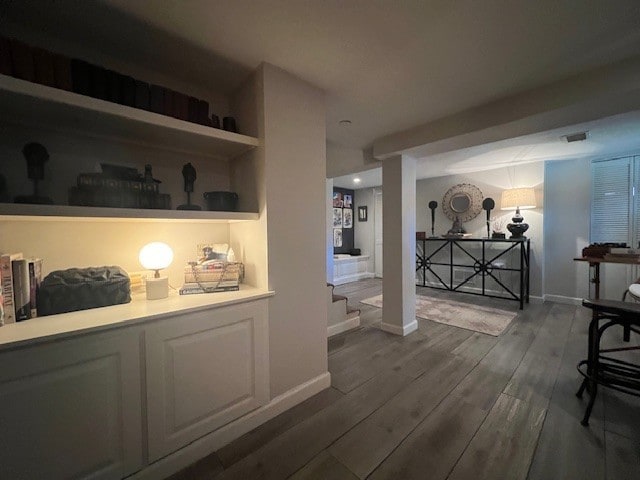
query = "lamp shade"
xmin=139 ymin=242 xmax=174 ymax=271
xmin=500 ymin=188 xmax=536 ymax=210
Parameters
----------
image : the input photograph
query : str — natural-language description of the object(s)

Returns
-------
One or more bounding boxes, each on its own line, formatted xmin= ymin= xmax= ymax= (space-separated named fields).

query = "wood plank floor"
xmin=167 ymin=278 xmax=640 ymax=480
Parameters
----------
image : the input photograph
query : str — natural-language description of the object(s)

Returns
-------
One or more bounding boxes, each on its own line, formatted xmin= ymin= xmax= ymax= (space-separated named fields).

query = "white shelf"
xmin=0 ymin=74 xmax=260 ymax=159
xmin=0 ymin=203 xmax=259 ymax=223
xmin=0 ymin=286 xmax=274 ymax=351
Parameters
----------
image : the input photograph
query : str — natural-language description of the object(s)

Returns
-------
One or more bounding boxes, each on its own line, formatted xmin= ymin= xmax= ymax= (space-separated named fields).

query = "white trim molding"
xmin=380 ymin=319 xmax=418 ymax=336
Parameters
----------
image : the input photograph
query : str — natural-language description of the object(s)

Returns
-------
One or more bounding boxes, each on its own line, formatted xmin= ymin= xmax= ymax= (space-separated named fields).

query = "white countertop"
xmin=0 ymin=285 xmax=274 ymax=351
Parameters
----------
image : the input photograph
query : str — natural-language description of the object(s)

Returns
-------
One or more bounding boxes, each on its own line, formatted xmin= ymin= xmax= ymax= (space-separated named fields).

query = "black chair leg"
xmin=581 ymin=381 xmax=597 ymax=426
xmin=576 ymin=378 xmax=588 ymax=398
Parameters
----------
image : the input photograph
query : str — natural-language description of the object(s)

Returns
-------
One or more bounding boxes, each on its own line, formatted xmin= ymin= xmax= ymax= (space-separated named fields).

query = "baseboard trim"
xmin=544 ymin=294 xmax=583 ymax=305
xmin=128 ymin=372 xmax=332 ymax=480
xmin=328 ymin=315 xmax=361 ymax=337
xmin=380 ymin=319 xmax=418 ymax=336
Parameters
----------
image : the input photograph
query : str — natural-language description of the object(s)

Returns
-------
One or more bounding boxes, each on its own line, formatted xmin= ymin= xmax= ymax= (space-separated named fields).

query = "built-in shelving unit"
xmin=0 ymin=73 xmax=260 ymax=159
xmin=0 ymin=73 xmax=261 ymax=221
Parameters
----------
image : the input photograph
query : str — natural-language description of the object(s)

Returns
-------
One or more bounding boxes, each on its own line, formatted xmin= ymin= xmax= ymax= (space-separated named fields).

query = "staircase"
xmin=327 ymin=283 xmax=361 ymax=337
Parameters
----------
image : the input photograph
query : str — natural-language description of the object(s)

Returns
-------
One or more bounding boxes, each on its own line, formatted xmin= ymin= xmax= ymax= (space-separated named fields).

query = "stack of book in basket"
xmin=179 ymin=261 xmax=242 ymax=295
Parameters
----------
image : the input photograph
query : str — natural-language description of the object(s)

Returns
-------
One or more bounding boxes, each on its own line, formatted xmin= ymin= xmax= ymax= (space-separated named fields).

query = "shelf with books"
xmin=0 ymin=203 xmax=259 ymax=223
xmin=0 ymin=74 xmax=260 ymax=160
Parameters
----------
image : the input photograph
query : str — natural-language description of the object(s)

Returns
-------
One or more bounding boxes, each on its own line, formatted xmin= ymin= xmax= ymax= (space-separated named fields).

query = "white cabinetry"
xmin=145 ymin=300 xmax=269 ymax=461
xmin=0 ymin=295 xmax=270 ymax=479
xmin=0 ymin=327 xmax=144 ymax=480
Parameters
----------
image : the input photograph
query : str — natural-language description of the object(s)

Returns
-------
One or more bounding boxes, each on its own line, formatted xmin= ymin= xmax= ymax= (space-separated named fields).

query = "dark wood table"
xmin=574 ymin=256 xmax=640 ymax=299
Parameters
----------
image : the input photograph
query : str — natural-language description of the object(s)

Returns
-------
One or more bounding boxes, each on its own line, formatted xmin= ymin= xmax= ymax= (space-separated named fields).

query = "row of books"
xmin=0 ymin=253 xmax=42 ymax=326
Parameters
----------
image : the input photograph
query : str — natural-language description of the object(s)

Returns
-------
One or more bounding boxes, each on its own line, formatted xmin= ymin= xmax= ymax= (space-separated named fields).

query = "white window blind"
xmin=591 ymin=157 xmax=631 ymax=244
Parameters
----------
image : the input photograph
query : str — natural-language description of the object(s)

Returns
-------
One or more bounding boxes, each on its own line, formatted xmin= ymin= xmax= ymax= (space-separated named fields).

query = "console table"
xmin=416 ymin=237 xmax=530 ymax=309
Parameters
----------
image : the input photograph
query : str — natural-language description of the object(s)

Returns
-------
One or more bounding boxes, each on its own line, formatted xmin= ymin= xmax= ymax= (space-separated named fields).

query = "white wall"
xmin=326 ymin=142 xmax=380 ymax=178
xmin=261 ymin=64 xmax=328 ymax=397
xmin=415 ymin=162 xmax=544 ymax=298
xmin=543 ymin=158 xmax=591 ymax=302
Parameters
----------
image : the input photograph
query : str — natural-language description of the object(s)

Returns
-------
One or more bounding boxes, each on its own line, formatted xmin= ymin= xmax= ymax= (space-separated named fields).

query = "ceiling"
xmin=3 ymin=0 xmax=640 ymax=181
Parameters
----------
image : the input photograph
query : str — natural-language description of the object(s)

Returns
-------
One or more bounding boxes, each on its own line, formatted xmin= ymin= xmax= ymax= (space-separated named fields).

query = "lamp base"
xmin=507 ymin=222 xmax=529 ymax=239
xmin=146 ymin=276 xmax=169 ymax=300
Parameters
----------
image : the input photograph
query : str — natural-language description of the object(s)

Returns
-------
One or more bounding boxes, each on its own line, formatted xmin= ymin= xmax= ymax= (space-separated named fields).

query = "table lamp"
xmin=139 ymin=242 xmax=173 ymax=299
xmin=500 ymin=188 xmax=536 ymax=239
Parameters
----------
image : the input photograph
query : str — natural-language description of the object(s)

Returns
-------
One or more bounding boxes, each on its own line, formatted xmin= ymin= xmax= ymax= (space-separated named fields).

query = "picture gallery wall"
xmin=332 ymin=187 xmax=355 ymax=254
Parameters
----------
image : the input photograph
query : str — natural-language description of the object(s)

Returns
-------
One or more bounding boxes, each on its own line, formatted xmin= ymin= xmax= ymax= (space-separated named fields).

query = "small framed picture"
xmin=343 ymin=208 xmax=353 ymax=228
xmin=333 ymin=228 xmax=343 ymax=247
xmin=333 ymin=208 xmax=343 ymax=228
xmin=333 ymin=192 xmax=343 ymax=208
xmin=343 ymin=194 xmax=352 ymax=208
xmin=358 ymin=206 xmax=368 ymax=222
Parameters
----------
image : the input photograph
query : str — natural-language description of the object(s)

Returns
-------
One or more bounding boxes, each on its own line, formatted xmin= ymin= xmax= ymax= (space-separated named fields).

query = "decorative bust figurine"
xmin=447 ymin=215 xmax=466 ymax=235
xmin=14 ymin=142 xmax=54 ymax=204
xmin=177 ymin=162 xmax=201 ymax=210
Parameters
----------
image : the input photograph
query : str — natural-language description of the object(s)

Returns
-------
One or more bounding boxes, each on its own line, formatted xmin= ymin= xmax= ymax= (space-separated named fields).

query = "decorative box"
xmin=37 ymin=266 xmax=130 ymax=316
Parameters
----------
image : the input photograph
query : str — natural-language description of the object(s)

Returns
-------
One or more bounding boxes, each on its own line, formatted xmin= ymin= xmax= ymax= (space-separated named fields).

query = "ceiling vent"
xmin=564 ymin=131 xmax=588 ymax=143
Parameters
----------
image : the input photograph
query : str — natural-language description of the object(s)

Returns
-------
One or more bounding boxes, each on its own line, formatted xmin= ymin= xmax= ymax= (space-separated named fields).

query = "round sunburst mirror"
xmin=441 ymin=183 xmax=484 ymax=222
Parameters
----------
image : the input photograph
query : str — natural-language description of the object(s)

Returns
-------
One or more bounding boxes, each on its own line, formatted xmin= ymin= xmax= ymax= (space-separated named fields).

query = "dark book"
xmin=197 ymin=99 xmax=210 ymax=125
xmin=89 ymin=64 xmax=108 ymax=100
xmin=211 ymin=114 xmax=220 ymax=129
xmin=33 ymin=47 xmax=56 ymax=87
xmin=105 ymin=70 xmax=123 ymax=103
xmin=71 ymin=58 xmax=91 ymax=95
xmin=163 ymin=88 xmax=175 ymax=117
xmin=134 ymin=80 xmax=150 ymax=110
xmin=173 ymin=91 xmax=189 ymax=120
xmin=10 ymin=39 xmax=35 ymax=82
xmin=27 ymin=258 xmax=42 ymax=318
xmin=12 ymin=259 xmax=31 ymax=321
xmin=149 ymin=85 xmax=165 ymax=114
xmin=121 ymin=75 xmax=136 ymax=107
xmin=53 ymin=53 xmax=72 ymax=91
xmin=0 ymin=36 xmax=14 ymax=75
xmin=187 ymin=96 xmax=199 ymax=123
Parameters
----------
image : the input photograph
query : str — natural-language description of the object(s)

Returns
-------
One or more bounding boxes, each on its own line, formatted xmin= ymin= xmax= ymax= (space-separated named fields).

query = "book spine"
xmin=12 ymin=259 xmax=31 ymax=322
xmin=1 ymin=253 xmax=23 ymax=325
xmin=28 ymin=258 xmax=43 ymax=318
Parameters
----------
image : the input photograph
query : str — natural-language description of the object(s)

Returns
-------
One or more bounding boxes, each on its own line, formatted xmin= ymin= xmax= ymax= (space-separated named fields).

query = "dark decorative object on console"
xmin=501 ymin=188 xmax=536 ymax=239
xmin=177 ymin=162 xmax=201 ymax=210
xmin=14 ymin=142 xmax=54 ymax=205
xmin=428 ymin=200 xmax=438 ymax=237
xmin=482 ymin=197 xmax=495 ymax=238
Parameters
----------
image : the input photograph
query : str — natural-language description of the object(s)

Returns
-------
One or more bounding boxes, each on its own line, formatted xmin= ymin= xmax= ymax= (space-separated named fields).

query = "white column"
xmin=381 ymin=155 xmax=417 ymax=336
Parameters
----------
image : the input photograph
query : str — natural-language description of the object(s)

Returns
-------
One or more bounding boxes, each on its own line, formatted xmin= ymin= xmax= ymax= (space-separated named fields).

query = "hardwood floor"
xmin=167 ymin=278 xmax=640 ymax=480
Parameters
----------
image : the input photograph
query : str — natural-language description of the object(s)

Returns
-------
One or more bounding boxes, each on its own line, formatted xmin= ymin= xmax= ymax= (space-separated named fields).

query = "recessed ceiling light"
xmin=353 ymin=178 xmax=361 ymax=184
xmin=563 ymin=131 xmax=588 ymax=142
xmin=339 ymin=120 xmax=352 ymax=126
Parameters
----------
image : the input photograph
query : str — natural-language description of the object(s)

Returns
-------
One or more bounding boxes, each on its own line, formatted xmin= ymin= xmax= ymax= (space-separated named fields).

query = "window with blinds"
xmin=591 ymin=157 xmax=633 ymax=245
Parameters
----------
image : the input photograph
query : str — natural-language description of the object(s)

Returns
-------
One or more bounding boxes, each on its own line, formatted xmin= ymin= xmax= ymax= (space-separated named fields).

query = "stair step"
xmin=332 ymin=294 xmax=347 ymax=303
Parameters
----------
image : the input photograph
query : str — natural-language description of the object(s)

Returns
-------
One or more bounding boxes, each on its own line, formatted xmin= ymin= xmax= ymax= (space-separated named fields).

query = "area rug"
xmin=360 ymin=294 xmax=517 ymax=336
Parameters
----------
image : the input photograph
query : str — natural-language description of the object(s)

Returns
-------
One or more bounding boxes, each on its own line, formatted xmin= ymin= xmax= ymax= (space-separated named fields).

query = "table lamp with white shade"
xmin=139 ymin=242 xmax=174 ymax=299
xmin=500 ymin=188 xmax=536 ymax=239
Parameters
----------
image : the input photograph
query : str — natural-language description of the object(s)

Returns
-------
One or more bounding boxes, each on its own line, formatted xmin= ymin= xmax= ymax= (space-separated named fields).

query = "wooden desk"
xmin=574 ymin=256 xmax=640 ymax=299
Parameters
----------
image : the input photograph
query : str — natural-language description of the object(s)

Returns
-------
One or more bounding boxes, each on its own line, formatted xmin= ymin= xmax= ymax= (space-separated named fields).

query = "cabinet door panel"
xmin=146 ymin=300 xmax=269 ymax=461
xmin=0 ymin=329 xmax=143 ymax=480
